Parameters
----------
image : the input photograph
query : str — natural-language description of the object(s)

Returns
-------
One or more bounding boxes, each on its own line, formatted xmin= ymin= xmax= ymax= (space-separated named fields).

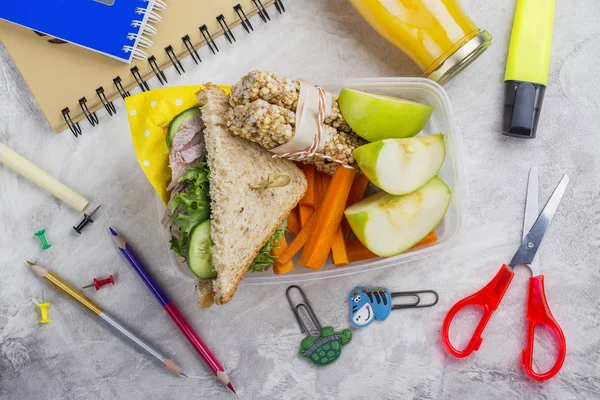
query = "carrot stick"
xmin=346 ymin=173 xmax=370 ymax=205
xmin=300 ymin=167 xmax=357 ymax=270
xmin=314 ymin=171 xmax=325 ymax=208
xmin=298 ymin=164 xmax=315 ymax=206
xmin=331 ymin=226 xmax=349 ymax=267
xmin=347 ymin=230 xmax=439 ymax=263
xmin=414 ymin=230 xmax=438 ymax=247
xmin=287 ymin=207 xmax=301 ymax=235
xmin=346 ymin=238 xmax=378 ymax=262
xmin=321 ymin=173 xmax=332 ymax=194
xmin=278 ymin=211 xmax=319 ymax=265
xmin=299 ymin=205 xmax=313 ymax=227
xmin=273 ymin=236 xmax=295 ymax=274
xmin=342 ymin=173 xmax=370 ymax=238
xmin=298 ymin=172 xmax=329 ymax=229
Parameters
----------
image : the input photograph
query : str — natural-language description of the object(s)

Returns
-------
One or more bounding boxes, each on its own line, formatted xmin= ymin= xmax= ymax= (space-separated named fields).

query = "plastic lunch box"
xmin=158 ymin=77 xmax=467 ymax=284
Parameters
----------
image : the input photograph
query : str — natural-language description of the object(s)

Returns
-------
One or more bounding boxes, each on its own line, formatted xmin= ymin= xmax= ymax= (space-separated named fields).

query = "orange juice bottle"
xmin=349 ymin=0 xmax=492 ymax=84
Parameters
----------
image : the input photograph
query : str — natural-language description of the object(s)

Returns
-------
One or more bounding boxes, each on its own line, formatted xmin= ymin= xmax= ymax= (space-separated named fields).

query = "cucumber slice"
xmin=166 ymin=107 xmax=200 ymax=149
xmin=187 ymin=220 xmax=216 ymax=279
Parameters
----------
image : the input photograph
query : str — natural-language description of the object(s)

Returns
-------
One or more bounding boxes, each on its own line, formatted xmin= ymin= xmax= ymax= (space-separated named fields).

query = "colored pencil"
xmin=26 ymin=261 xmax=186 ymax=377
xmin=109 ymin=228 xmax=235 ymax=394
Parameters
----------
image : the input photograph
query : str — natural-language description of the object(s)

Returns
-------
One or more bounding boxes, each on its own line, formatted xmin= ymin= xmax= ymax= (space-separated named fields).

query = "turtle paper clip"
xmin=286 ymin=285 xmax=352 ymax=367
xmin=349 ymin=286 xmax=439 ymax=328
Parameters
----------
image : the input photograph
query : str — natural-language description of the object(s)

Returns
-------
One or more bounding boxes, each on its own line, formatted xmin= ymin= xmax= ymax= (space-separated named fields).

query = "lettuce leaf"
xmin=169 ymin=163 xmax=211 ymax=259
xmin=248 ymin=221 xmax=287 ymax=273
xmin=168 ymin=162 xmax=286 ymax=273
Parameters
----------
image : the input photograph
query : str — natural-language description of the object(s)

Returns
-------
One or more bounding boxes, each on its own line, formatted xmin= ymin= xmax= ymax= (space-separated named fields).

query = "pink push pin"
xmin=82 ymin=274 xmax=115 ymax=291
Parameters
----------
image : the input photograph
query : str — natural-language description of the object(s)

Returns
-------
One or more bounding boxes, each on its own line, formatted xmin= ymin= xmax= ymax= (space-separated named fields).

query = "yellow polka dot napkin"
xmin=125 ymin=85 xmax=231 ymax=204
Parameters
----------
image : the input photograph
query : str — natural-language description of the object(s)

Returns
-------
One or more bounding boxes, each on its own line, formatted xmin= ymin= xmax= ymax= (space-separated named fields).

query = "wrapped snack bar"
xmin=226 ymin=70 xmax=366 ymax=174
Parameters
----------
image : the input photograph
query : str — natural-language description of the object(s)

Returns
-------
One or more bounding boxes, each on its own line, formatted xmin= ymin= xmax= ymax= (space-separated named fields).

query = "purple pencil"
xmin=109 ymin=227 xmax=235 ymax=394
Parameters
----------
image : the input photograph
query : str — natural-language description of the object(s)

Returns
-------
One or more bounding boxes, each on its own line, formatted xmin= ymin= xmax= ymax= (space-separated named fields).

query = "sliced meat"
xmin=167 ymin=114 xmax=207 ymax=191
xmin=165 ymin=112 xmax=207 ymax=228
xmin=171 ymin=113 xmax=205 ymax=151
xmin=162 ymin=181 xmax=188 ymax=226
xmin=181 ymin=143 xmax=206 ymax=164
xmin=167 ymin=151 xmax=189 ymax=192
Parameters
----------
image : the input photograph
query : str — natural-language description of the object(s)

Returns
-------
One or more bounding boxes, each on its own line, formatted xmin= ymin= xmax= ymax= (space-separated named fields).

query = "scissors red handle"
xmin=522 ymin=275 xmax=566 ymax=381
xmin=441 ymin=264 xmax=514 ymax=358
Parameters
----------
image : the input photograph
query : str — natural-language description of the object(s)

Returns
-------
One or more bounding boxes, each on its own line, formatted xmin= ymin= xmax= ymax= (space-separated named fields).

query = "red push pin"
xmin=82 ymin=274 xmax=115 ymax=291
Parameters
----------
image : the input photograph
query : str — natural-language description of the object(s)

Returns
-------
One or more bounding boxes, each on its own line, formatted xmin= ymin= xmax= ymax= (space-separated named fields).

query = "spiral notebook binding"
xmin=65 ymin=1 xmax=285 ymax=138
xmin=96 ymin=87 xmax=117 ymax=116
xmin=253 ymin=0 xmax=270 ymax=23
xmin=148 ymin=56 xmax=167 ymax=85
xmin=274 ymin=0 xmax=285 ymax=13
xmin=217 ymin=15 xmax=236 ymax=44
xmin=165 ymin=45 xmax=185 ymax=75
xmin=123 ymin=0 xmax=167 ymax=61
xmin=131 ymin=66 xmax=150 ymax=92
xmin=79 ymin=97 xmax=99 ymax=126
xmin=113 ymin=77 xmax=131 ymax=99
xmin=234 ymin=4 xmax=254 ymax=33
xmin=182 ymin=35 xmax=202 ymax=64
xmin=62 ymin=107 xmax=82 ymax=137
xmin=199 ymin=25 xmax=219 ymax=54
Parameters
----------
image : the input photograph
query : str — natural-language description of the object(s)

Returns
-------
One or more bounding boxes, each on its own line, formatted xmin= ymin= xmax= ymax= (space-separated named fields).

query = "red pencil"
xmin=110 ymin=227 xmax=235 ymax=394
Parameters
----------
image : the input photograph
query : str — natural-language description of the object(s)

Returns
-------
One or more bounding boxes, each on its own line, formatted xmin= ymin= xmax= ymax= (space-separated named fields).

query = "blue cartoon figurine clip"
xmin=349 ymin=286 xmax=439 ymax=328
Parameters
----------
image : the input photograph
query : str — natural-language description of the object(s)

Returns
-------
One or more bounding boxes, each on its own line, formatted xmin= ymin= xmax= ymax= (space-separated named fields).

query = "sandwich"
xmin=163 ymin=84 xmax=307 ymax=308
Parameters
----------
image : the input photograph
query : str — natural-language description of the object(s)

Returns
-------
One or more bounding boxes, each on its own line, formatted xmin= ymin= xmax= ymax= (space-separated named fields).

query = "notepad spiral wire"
xmin=122 ymin=0 xmax=167 ymax=61
xmin=62 ymin=0 xmax=285 ymax=137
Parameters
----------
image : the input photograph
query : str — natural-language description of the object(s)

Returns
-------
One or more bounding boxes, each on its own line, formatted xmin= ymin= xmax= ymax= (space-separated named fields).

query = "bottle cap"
xmin=427 ymin=30 xmax=493 ymax=85
xmin=502 ymin=80 xmax=546 ymax=139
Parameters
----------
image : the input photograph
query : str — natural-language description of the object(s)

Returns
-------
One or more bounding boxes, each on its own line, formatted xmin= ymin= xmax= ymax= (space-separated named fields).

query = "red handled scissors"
xmin=442 ymin=168 xmax=568 ymax=381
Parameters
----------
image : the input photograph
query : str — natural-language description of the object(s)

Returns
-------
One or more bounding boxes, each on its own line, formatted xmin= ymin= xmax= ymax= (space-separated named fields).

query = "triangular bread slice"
xmin=194 ymin=84 xmax=307 ymax=308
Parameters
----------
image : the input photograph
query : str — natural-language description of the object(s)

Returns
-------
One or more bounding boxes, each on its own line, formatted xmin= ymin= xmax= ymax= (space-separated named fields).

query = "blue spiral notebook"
xmin=0 ymin=0 xmax=161 ymax=63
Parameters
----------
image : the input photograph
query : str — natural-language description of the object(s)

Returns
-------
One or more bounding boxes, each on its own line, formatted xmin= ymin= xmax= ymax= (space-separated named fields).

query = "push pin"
xmin=37 ymin=302 xmax=51 ymax=323
xmin=83 ymin=274 xmax=115 ymax=291
xmin=73 ymin=205 xmax=101 ymax=234
xmin=34 ymin=229 xmax=51 ymax=250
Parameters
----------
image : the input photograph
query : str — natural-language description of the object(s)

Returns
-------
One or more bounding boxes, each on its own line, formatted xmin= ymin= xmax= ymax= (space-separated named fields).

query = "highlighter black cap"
xmin=502 ymin=80 xmax=546 ymax=139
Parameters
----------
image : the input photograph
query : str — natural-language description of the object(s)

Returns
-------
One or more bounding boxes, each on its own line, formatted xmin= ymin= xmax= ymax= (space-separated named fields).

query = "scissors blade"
xmin=524 ymin=167 xmax=540 ymax=273
xmin=509 ymin=174 xmax=569 ymax=269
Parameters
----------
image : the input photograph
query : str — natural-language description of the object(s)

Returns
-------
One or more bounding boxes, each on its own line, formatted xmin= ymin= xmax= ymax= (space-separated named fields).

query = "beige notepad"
xmin=0 ymin=0 xmax=282 ymax=135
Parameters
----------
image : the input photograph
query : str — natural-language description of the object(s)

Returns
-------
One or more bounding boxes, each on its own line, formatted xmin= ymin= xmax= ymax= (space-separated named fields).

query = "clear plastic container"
xmin=158 ymin=78 xmax=467 ymax=285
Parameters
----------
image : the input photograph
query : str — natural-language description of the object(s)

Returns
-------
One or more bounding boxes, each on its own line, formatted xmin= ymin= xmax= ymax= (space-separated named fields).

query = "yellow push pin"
xmin=37 ymin=302 xmax=51 ymax=323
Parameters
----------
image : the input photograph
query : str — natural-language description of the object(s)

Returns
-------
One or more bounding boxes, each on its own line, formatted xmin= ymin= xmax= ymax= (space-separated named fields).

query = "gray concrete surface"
xmin=1 ymin=0 xmax=599 ymax=399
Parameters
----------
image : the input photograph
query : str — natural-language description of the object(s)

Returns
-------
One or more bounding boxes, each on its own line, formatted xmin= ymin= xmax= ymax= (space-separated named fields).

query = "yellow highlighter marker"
xmin=503 ymin=0 xmax=555 ymax=139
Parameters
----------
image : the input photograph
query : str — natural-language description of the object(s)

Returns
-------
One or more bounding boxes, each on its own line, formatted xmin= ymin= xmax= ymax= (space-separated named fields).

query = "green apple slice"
xmin=338 ymin=88 xmax=434 ymax=141
xmin=354 ymin=134 xmax=446 ymax=195
xmin=344 ymin=176 xmax=450 ymax=257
